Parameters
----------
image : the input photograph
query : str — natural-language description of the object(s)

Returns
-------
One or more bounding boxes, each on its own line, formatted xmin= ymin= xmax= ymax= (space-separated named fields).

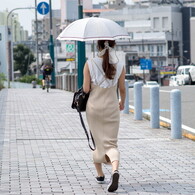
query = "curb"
xmin=129 ymin=105 xmax=195 ymax=141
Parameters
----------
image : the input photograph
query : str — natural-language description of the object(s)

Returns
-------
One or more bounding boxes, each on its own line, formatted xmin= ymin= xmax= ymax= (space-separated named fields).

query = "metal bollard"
xmin=134 ymin=82 xmax=142 ymax=120
xmin=62 ymin=73 xmax=66 ymax=90
xmin=150 ymin=86 xmax=160 ymax=128
xmin=71 ymin=74 xmax=74 ymax=91
xmin=67 ymin=74 xmax=71 ymax=91
xmin=65 ymin=74 xmax=68 ymax=91
xmin=60 ymin=75 xmax=62 ymax=89
xmin=123 ymin=80 xmax=129 ymax=114
xmin=170 ymin=89 xmax=182 ymax=139
xmin=56 ymin=76 xmax=58 ymax=88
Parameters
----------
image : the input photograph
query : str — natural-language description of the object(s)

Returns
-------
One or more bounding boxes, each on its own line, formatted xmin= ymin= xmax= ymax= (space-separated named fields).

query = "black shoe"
xmin=107 ymin=170 xmax=119 ymax=192
xmin=95 ymin=175 xmax=105 ymax=184
xmin=42 ymin=86 xmax=45 ymax=90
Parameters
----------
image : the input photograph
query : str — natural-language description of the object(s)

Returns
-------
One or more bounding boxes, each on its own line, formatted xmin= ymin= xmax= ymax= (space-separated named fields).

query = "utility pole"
xmin=171 ymin=22 xmax=174 ymax=75
xmin=35 ymin=0 xmax=39 ymax=78
xmin=77 ymin=0 xmax=86 ymax=88
xmin=49 ymin=0 xmax=56 ymax=87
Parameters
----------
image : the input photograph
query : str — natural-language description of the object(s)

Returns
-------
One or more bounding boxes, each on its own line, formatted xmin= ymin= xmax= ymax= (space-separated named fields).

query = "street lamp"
xmin=6 ymin=7 xmax=35 ymax=88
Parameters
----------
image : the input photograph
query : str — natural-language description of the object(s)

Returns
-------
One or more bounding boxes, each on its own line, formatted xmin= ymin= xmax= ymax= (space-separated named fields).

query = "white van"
xmin=175 ymin=65 xmax=194 ymax=85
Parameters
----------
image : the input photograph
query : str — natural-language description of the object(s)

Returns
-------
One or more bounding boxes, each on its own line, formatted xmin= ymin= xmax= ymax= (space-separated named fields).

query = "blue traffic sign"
xmin=140 ymin=59 xmax=152 ymax=70
xmin=37 ymin=2 xmax=50 ymax=15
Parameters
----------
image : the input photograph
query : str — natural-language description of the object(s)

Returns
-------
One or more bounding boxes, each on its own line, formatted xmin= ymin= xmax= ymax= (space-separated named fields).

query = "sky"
xmin=0 ymin=0 xmax=132 ymax=35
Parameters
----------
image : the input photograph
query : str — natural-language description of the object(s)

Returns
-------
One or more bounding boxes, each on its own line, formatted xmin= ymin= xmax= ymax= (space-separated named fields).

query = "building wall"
xmin=31 ymin=19 xmax=43 ymax=42
xmin=0 ymin=26 xmax=8 ymax=77
xmin=42 ymin=17 xmax=61 ymax=41
xmin=32 ymin=10 xmax=61 ymax=42
xmin=0 ymin=12 xmax=7 ymax=25
xmin=108 ymin=0 xmax=126 ymax=9
xmin=190 ymin=17 xmax=195 ymax=64
xmin=83 ymin=0 xmax=93 ymax=9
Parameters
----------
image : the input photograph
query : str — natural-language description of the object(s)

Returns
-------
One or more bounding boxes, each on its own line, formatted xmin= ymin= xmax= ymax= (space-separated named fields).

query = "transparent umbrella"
xmin=57 ymin=17 xmax=130 ymax=41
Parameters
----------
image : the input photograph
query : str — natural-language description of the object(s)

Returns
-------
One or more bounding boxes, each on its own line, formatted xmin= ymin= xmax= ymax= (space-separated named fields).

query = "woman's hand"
xmin=119 ymin=100 xmax=124 ymax=111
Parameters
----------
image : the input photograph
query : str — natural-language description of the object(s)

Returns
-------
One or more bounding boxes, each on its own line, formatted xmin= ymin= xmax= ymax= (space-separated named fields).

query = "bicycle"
xmin=45 ymin=75 xmax=51 ymax=92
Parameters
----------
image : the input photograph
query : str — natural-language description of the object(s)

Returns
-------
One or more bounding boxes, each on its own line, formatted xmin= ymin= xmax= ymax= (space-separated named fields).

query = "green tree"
xmin=13 ymin=44 xmax=35 ymax=76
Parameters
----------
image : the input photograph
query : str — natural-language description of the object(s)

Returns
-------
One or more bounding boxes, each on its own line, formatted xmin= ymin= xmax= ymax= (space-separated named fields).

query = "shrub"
xmin=16 ymin=75 xmax=41 ymax=85
xmin=0 ymin=73 xmax=6 ymax=90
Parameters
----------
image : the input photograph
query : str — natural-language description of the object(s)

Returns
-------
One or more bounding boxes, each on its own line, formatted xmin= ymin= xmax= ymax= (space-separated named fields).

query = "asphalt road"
xmin=129 ymin=85 xmax=195 ymax=130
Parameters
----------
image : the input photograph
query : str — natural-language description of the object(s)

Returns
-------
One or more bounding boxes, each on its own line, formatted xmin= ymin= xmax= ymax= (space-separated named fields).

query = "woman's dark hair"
xmin=97 ymin=40 xmax=116 ymax=80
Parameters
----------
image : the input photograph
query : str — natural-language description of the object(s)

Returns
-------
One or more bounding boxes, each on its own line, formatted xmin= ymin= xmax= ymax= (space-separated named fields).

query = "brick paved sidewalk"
xmin=0 ymin=88 xmax=195 ymax=195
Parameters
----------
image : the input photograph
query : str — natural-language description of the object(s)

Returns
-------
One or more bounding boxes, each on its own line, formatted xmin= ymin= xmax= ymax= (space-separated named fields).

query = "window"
xmin=153 ymin=17 xmax=160 ymax=29
xmin=157 ymin=45 xmax=163 ymax=56
xmin=162 ymin=17 xmax=168 ymax=29
xmin=157 ymin=61 xmax=163 ymax=66
xmin=148 ymin=45 xmax=150 ymax=51
xmin=0 ymin=33 xmax=1 ymax=41
xmin=139 ymin=45 xmax=142 ymax=52
xmin=149 ymin=45 xmax=154 ymax=56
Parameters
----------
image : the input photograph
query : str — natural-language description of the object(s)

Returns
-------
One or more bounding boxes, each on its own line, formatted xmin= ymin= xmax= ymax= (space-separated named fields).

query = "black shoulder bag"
xmin=71 ymin=87 xmax=95 ymax=151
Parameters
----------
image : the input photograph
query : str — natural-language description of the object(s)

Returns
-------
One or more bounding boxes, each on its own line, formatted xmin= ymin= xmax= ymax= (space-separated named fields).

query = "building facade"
xmin=0 ymin=11 xmax=28 ymax=42
xmin=31 ymin=9 xmax=61 ymax=54
xmin=108 ymin=0 xmax=126 ymax=9
xmin=100 ymin=4 xmax=183 ymax=75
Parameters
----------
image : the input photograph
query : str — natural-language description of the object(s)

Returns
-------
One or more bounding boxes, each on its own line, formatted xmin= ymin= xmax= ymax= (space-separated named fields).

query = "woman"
xmin=83 ymin=40 xmax=126 ymax=192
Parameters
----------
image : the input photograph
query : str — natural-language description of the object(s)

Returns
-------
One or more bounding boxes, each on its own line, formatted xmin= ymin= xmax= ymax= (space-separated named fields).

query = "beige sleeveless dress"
xmin=86 ymin=57 xmax=123 ymax=164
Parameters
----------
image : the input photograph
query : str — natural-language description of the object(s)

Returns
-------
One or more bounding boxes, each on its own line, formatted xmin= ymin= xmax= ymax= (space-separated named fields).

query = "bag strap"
xmin=77 ymin=109 xmax=96 ymax=151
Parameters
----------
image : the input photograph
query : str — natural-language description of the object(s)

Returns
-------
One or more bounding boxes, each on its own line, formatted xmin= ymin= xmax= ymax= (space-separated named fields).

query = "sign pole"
xmin=143 ymin=69 xmax=145 ymax=84
xmin=77 ymin=0 xmax=85 ymax=89
xmin=35 ymin=0 xmax=39 ymax=78
xmin=49 ymin=0 xmax=55 ymax=88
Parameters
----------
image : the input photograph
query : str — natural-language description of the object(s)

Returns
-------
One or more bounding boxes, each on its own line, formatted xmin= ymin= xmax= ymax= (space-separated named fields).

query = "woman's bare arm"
xmin=83 ymin=62 xmax=91 ymax=93
xmin=118 ymin=67 xmax=126 ymax=110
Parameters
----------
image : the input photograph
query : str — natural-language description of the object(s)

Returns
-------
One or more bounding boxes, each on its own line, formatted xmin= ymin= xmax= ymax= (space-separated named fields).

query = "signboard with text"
xmin=140 ymin=59 xmax=152 ymax=70
xmin=65 ymin=42 xmax=75 ymax=58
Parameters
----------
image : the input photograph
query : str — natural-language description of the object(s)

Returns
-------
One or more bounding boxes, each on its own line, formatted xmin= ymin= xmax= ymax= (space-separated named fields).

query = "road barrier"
xmin=170 ymin=89 xmax=182 ymax=139
xmin=150 ymin=86 xmax=160 ymax=128
xmin=134 ymin=82 xmax=143 ymax=120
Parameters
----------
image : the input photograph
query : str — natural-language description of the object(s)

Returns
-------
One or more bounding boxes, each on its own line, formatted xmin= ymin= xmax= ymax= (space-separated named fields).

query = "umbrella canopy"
xmin=57 ymin=17 xmax=130 ymax=41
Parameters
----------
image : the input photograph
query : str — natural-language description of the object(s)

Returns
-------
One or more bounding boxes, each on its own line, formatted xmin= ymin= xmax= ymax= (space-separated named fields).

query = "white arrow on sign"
xmin=40 ymin=3 xmax=47 ymax=15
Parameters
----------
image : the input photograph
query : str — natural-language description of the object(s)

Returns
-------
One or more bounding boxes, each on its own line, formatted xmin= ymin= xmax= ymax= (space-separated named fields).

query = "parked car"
xmin=189 ymin=65 xmax=195 ymax=85
xmin=175 ymin=65 xmax=194 ymax=85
